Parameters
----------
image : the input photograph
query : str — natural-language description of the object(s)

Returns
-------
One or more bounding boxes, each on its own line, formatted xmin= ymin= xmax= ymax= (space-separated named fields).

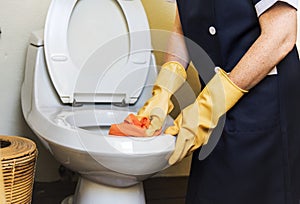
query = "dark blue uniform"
xmin=176 ymin=0 xmax=300 ymax=203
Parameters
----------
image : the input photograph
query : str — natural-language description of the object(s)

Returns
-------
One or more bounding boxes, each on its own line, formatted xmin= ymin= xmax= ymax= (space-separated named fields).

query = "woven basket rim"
xmin=0 ymin=135 xmax=37 ymax=204
xmin=0 ymin=135 xmax=37 ymax=161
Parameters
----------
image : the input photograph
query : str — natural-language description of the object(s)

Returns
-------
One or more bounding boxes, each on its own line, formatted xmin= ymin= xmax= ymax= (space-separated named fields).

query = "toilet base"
xmin=62 ymin=177 xmax=146 ymax=204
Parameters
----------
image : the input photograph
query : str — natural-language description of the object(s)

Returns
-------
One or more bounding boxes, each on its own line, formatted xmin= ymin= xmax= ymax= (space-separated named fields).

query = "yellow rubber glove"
xmin=138 ymin=61 xmax=187 ymax=136
xmin=165 ymin=67 xmax=248 ymax=165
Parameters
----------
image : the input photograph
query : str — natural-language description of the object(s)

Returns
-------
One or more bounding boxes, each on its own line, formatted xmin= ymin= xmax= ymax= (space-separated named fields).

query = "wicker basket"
xmin=0 ymin=135 xmax=37 ymax=204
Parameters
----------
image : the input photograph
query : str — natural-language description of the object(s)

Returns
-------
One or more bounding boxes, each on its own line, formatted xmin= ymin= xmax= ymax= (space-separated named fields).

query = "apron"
xmin=176 ymin=0 xmax=300 ymax=203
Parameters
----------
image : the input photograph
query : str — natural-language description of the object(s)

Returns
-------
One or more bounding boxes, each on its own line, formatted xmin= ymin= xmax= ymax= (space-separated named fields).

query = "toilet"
xmin=21 ymin=0 xmax=175 ymax=203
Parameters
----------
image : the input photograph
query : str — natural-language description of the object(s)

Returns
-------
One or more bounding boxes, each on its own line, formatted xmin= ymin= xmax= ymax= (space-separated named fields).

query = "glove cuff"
xmin=155 ymin=61 xmax=187 ymax=94
xmin=213 ymin=67 xmax=248 ymax=111
xmin=215 ymin=67 xmax=248 ymax=93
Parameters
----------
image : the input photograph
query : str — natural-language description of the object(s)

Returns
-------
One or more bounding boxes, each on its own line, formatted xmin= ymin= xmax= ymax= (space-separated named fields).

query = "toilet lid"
xmin=44 ymin=0 xmax=152 ymax=104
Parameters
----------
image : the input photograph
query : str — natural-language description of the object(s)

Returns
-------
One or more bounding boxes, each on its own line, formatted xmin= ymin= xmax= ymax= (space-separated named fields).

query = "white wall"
xmin=0 ymin=0 xmax=49 ymax=133
xmin=0 ymin=0 xmax=299 ymax=182
xmin=0 ymin=0 xmax=61 ymax=181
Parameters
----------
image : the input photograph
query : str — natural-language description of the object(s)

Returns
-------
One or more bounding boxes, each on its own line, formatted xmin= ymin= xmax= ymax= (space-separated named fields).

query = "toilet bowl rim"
xmin=29 ymin=106 xmax=176 ymax=155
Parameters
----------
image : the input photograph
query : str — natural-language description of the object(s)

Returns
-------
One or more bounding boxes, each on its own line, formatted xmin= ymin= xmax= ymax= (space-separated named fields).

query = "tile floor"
xmin=32 ymin=177 xmax=188 ymax=204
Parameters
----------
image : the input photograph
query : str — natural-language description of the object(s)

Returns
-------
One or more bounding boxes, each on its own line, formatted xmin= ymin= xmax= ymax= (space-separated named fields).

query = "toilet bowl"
xmin=21 ymin=0 xmax=175 ymax=203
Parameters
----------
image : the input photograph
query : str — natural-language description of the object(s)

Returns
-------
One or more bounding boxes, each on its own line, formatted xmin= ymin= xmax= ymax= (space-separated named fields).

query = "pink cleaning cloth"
xmin=109 ymin=114 xmax=161 ymax=136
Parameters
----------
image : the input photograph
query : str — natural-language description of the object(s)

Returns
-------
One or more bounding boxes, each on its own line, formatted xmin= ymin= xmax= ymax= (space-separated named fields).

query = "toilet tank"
xmin=22 ymin=30 xmax=61 ymax=119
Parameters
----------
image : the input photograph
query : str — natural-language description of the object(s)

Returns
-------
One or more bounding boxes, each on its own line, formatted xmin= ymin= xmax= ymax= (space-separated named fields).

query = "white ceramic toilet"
xmin=21 ymin=0 xmax=175 ymax=203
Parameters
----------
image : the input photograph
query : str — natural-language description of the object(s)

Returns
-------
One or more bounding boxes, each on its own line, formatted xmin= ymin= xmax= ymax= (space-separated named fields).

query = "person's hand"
xmin=165 ymin=68 xmax=248 ymax=165
xmin=138 ymin=61 xmax=187 ymax=136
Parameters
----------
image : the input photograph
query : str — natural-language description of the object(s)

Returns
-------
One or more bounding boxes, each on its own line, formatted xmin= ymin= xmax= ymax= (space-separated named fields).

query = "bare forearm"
xmin=165 ymin=6 xmax=190 ymax=68
xmin=229 ymin=2 xmax=297 ymax=90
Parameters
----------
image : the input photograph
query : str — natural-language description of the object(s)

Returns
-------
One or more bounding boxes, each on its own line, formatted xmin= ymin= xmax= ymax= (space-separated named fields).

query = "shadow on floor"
xmin=32 ymin=177 xmax=188 ymax=204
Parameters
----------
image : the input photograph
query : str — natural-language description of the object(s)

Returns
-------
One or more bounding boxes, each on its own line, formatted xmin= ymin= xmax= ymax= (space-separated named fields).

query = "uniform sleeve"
xmin=252 ymin=0 xmax=298 ymax=16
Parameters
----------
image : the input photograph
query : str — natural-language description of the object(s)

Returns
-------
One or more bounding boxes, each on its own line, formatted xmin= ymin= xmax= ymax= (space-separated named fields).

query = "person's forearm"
xmin=165 ymin=6 xmax=190 ymax=68
xmin=229 ymin=2 xmax=297 ymax=91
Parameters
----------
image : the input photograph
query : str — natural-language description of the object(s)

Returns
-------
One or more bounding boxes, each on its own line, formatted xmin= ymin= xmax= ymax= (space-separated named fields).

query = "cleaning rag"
xmin=109 ymin=114 xmax=161 ymax=136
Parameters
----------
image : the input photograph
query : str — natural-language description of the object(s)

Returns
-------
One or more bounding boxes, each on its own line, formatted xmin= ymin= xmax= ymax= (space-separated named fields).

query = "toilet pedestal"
xmin=62 ymin=177 xmax=146 ymax=204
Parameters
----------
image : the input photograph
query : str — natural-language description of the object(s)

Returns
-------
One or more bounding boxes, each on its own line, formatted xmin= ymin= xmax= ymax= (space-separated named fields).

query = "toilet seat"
xmin=44 ymin=0 xmax=152 ymax=104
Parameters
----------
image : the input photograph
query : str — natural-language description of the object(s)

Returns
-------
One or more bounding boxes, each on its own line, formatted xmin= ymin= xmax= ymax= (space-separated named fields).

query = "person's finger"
xmin=145 ymin=116 xmax=162 ymax=136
